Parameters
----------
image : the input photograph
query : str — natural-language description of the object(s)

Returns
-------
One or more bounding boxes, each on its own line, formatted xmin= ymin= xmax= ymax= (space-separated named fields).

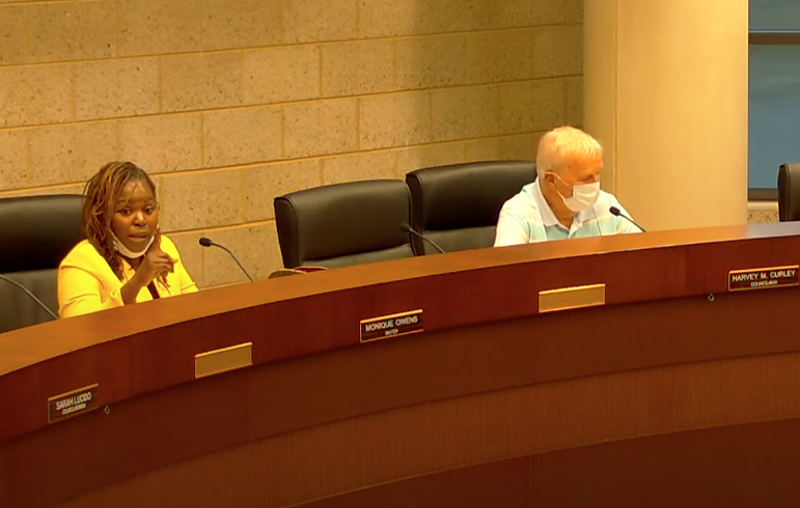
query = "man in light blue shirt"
xmin=494 ymin=126 xmax=641 ymax=246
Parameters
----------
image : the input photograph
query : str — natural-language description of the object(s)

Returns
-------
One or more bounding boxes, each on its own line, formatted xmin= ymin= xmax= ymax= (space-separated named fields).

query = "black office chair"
xmin=0 ymin=195 xmax=85 ymax=333
xmin=274 ymin=180 xmax=414 ymax=269
xmin=405 ymin=161 xmax=535 ymax=255
xmin=778 ymin=163 xmax=800 ymax=221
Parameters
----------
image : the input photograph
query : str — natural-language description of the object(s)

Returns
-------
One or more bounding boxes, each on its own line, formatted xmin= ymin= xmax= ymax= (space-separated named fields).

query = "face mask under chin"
xmin=111 ymin=232 xmax=154 ymax=259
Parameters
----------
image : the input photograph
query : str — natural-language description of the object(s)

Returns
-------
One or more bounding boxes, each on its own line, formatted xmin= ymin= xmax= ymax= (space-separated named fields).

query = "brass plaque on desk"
xmin=538 ymin=284 xmax=606 ymax=313
xmin=360 ymin=309 xmax=423 ymax=343
xmin=728 ymin=265 xmax=799 ymax=291
xmin=48 ymin=384 xmax=99 ymax=424
xmin=194 ymin=342 xmax=253 ymax=379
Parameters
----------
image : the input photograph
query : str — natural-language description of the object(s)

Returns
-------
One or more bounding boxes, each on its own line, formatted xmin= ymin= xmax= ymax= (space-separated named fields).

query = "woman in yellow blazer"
xmin=58 ymin=161 xmax=198 ymax=318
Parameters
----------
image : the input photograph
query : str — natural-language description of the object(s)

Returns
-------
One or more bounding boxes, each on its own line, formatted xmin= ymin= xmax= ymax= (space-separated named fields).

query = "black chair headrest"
xmin=274 ymin=180 xmax=412 ymax=268
xmin=778 ymin=163 xmax=800 ymax=222
xmin=0 ymin=194 xmax=85 ymax=272
xmin=406 ymin=160 xmax=535 ymax=230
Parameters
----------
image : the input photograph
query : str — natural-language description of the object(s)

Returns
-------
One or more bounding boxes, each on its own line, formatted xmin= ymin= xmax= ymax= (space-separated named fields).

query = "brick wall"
xmin=0 ymin=0 xmax=583 ymax=287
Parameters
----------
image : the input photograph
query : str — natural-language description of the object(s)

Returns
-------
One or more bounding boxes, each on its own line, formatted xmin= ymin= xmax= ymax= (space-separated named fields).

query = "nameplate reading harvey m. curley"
xmin=48 ymin=384 xmax=100 ymax=424
xmin=360 ymin=309 xmax=423 ymax=343
xmin=728 ymin=265 xmax=800 ymax=291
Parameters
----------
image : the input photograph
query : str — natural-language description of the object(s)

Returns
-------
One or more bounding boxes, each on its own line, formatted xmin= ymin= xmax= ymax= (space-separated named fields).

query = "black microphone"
xmin=0 ymin=274 xmax=59 ymax=321
xmin=609 ymin=206 xmax=647 ymax=232
xmin=198 ymin=237 xmax=255 ymax=282
xmin=400 ymin=223 xmax=446 ymax=254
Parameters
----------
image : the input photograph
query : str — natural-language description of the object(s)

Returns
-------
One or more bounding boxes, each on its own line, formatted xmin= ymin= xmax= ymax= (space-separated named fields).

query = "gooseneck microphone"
xmin=400 ymin=223 xmax=446 ymax=254
xmin=0 ymin=274 xmax=59 ymax=321
xmin=609 ymin=206 xmax=647 ymax=232
xmin=198 ymin=237 xmax=255 ymax=282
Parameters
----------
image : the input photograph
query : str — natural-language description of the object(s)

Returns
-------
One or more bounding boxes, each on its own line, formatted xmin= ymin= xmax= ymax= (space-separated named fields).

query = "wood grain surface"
xmin=2 ymin=223 xmax=800 ymax=507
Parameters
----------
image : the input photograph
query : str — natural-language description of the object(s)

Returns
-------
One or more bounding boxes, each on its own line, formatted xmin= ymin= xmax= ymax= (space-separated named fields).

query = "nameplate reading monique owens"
xmin=728 ymin=265 xmax=799 ymax=291
xmin=48 ymin=384 xmax=99 ymax=424
xmin=360 ymin=310 xmax=423 ymax=343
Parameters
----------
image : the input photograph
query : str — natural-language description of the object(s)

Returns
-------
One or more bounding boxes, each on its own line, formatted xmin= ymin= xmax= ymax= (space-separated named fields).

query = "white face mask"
xmin=552 ymin=173 xmax=600 ymax=213
xmin=112 ymin=232 xmax=154 ymax=259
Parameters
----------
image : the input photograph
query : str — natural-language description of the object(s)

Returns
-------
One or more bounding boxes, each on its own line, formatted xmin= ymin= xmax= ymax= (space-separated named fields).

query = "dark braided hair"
xmin=82 ymin=162 xmax=167 ymax=287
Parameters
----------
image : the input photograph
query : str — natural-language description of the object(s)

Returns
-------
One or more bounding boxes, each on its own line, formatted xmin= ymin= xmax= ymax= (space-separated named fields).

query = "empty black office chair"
xmin=405 ymin=161 xmax=535 ymax=255
xmin=0 ymin=195 xmax=84 ymax=333
xmin=778 ymin=163 xmax=800 ymax=221
xmin=274 ymin=180 xmax=414 ymax=269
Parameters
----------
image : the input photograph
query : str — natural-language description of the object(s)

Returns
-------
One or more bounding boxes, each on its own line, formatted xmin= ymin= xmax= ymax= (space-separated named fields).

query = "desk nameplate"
xmin=539 ymin=284 xmax=606 ymax=313
xmin=360 ymin=310 xmax=423 ymax=343
xmin=47 ymin=384 xmax=99 ymax=424
xmin=728 ymin=265 xmax=799 ymax=291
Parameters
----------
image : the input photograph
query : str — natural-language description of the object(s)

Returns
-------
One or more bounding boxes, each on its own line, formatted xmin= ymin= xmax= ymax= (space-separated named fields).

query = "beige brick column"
xmin=583 ymin=0 xmax=748 ymax=231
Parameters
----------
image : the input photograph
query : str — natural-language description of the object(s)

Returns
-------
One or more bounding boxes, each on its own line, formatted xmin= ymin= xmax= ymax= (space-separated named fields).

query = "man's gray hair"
xmin=536 ymin=126 xmax=603 ymax=177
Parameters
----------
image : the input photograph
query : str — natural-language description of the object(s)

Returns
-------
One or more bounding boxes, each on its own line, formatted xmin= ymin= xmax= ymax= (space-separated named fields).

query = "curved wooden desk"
xmin=3 ymin=223 xmax=800 ymax=508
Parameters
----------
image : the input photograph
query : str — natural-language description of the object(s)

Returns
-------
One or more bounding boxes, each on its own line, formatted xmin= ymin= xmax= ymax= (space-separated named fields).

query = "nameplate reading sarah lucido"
xmin=728 ymin=265 xmax=799 ymax=291
xmin=47 ymin=384 xmax=99 ymax=424
xmin=360 ymin=309 xmax=423 ymax=343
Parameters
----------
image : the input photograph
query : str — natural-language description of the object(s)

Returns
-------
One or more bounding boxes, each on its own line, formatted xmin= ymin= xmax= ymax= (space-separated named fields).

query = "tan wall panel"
xmin=283 ymin=0 xmax=358 ymax=44
xmin=118 ymin=114 xmax=203 ymax=174
xmin=498 ymin=80 xmax=567 ymax=135
xmin=463 ymin=133 xmax=542 ymax=162
xmin=203 ymin=107 xmax=283 ymax=168
xmin=161 ymin=53 xmax=244 ymax=112
xmin=243 ymin=46 xmax=321 ymax=105
xmin=0 ymin=63 xmax=74 ymax=127
xmin=0 ymin=0 xmax=582 ymax=286
xmin=159 ymin=170 xmax=245 ymax=231
xmin=0 ymin=130 xmax=30 ymax=190
xmin=321 ymin=151 xmax=397 ymax=185
xmin=510 ymin=0 xmax=564 ymax=28
xmin=395 ymin=142 xmax=468 ymax=177
xmin=321 ymin=40 xmax=396 ymax=98
xmin=29 ymin=122 xmax=119 ymax=186
xmin=28 ymin=2 xmax=116 ymax=63
xmin=395 ymin=35 xmax=468 ymax=90
xmin=116 ymin=0 xmax=203 ymax=57
xmin=565 ymin=77 xmax=583 ymax=127
xmin=283 ymin=99 xmax=359 ymax=158
xmin=359 ymin=92 xmax=430 ymax=150
xmin=431 ymin=85 xmax=501 ymax=142
xmin=428 ymin=0 xmax=538 ymax=32
xmin=243 ymin=160 xmax=323 ymax=222
xmin=358 ymin=0 xmax=430 ymax=39
xmin=532 ymin=26 xmax=583 ymax=78
xmin=0 ymin=5 xmax=30 ymax=66
xmin=75 ymin=59 xmax=160 ymax=121
xmin=202 ymin=0 xmax=282 ymax=51
xmin=464 ymin=30 xmax=536 ymax=84
xmin=564 ymin=0 xmax=584 ymax=24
